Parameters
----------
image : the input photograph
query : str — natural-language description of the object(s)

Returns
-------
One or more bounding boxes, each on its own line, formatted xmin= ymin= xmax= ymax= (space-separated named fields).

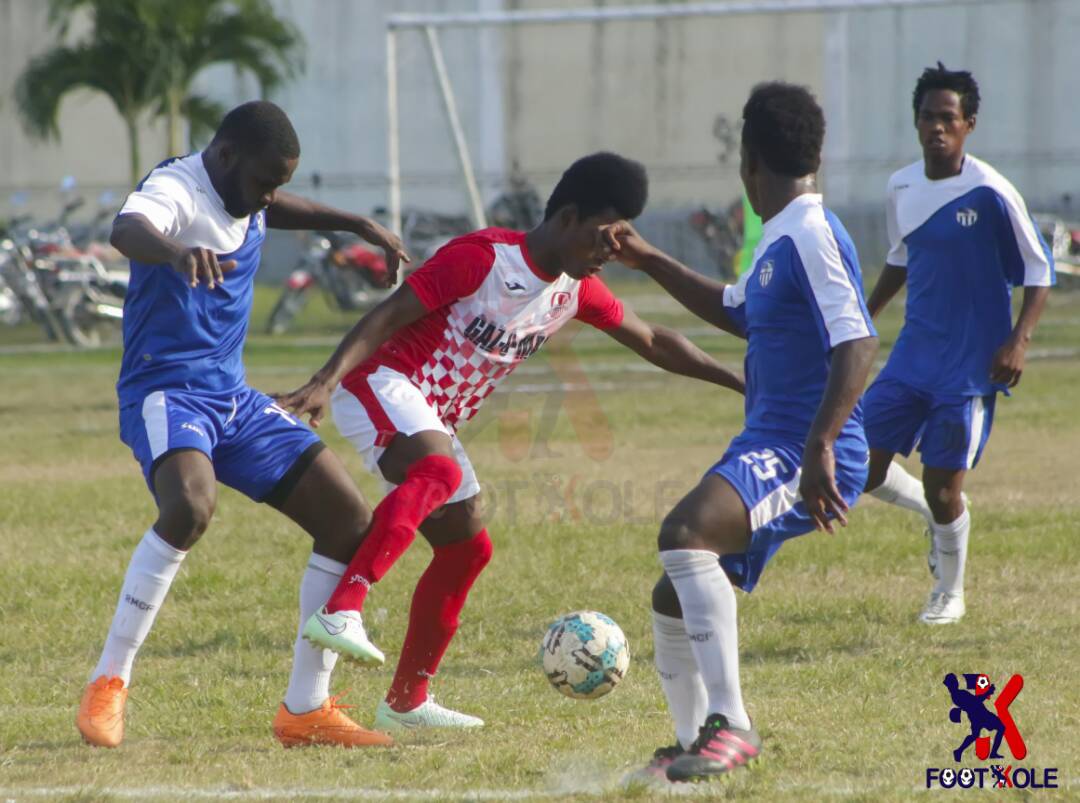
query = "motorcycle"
xmin=266 ymin=231 xmax=390 ymax=335
xmin=0 ymin=223 xmax=64 ymax=342
xmin=688 ymin=200 xmax=744 ymax=281
xmin=1 ymin=192 xmax=128 ymax=347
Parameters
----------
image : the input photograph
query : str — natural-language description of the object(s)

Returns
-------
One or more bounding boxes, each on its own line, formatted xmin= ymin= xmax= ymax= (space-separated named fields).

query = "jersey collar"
xmin=761 ymin=193 xmax=823 ymax=238
xmin=517 ymin=231 xmax=558 ymax=282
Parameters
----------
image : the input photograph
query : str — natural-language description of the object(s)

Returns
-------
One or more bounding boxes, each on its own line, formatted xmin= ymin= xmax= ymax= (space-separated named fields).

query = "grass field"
xmin=1 ymin=281 xmax=1078 ymax=801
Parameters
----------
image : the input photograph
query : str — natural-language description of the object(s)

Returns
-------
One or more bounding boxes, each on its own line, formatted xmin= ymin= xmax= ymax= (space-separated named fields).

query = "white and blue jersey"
xmin=115 ymin=153 xmax=320 ymax=502
xmin=879 ymin=155 xmax=1054 ymax=396
xmin=711 ymin=194 xmax=876 ymax=591
xmin=118 ymin=153 xmax=264 ymax=406
xmin=864 ymin=156 xmax=1054 ymax=470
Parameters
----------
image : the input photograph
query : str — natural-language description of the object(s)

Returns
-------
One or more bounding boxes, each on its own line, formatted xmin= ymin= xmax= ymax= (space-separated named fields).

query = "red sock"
xmin=386 ymin=529 xmax=493 ymax=712
xmin=324 ymin=454 xmax=462 ymax=614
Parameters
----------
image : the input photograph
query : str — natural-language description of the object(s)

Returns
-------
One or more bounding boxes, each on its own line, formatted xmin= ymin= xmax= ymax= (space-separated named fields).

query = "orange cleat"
xmin=273 ymin=694 xmax=394 ymax=748
xmin=76 ymin=675 xmax=128 ymax=748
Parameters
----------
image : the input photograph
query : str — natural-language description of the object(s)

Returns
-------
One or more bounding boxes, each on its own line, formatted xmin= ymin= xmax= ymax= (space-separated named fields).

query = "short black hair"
xmin=544 ymin=152 xmax=648 ymax=221
xmin=741 ymin=82 xmax=825 ymax=178
xmin=912 ymin=62 xmax=980 ymax=121
xmin=213 ymin=100 xmax=300 ymax=160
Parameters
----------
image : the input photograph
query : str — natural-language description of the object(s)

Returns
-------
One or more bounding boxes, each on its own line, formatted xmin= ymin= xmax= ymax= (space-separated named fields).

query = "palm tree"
xmin=15 ymin=1 xmax=161 ymax=186
xmin=15 ymin=0 xmax=302 ymax=186
xmin=141 ymin=0 xmax=303 ymax=155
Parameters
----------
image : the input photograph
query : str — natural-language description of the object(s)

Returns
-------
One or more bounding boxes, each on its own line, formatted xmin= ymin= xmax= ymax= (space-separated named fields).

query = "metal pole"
xmin=389 ymin=0 xmax=1001 ymax=29
xmin=386 ymin=27 xmax=403 ymax=246
xmin=425 ymin=25 xmax=488 ymax=229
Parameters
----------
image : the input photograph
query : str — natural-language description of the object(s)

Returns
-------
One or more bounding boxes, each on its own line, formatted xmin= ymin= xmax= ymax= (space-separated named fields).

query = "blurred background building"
xmin=2 ymin=0 xmax=1078 ymax=273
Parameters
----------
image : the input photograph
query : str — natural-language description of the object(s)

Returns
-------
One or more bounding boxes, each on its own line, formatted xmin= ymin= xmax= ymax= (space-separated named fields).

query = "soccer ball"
xmin=941 ymin=768 xmax=956 ymax=787
xmin=959 ymin=768 xmax=975 ymax=786
xmin=540 ymin=611 xmax=630 ymax=699
xmin=975 ymin=674 xmax=991 ymax=692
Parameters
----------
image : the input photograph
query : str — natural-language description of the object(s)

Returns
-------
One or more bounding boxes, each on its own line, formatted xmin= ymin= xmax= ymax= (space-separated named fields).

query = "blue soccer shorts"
xmin=708 ymin=432 xmax=869 ymax=592
xmin=863 ymin=376 xmax=996 ymax=471
xmin=119 ymin=386 xmax=322 ymax=505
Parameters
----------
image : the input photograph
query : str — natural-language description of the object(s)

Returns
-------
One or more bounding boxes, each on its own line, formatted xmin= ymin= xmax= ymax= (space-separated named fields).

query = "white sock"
xmin=284 ymin=553 xmax=345 ymax=714
xmin=931 ymin=508 xmax=970 ymax=595
xmin=91 ymin=528 xmax=186 ymax=686
xmin=870 ymin=461 xmax=933 ymax=523
xmin=652 ymin=610 xmax=708 ymax=750
xmin=659 ymin=549 xmax=750 ymax=731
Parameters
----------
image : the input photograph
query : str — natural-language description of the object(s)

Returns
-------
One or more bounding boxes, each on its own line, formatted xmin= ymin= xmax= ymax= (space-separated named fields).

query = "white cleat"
xmin=374 ymin=696 xmax=484 ymax=731
xmin=919 ymin=591 xmax=966 ymax=625
xmin=302 ymin=606 xmax=385 ymax=664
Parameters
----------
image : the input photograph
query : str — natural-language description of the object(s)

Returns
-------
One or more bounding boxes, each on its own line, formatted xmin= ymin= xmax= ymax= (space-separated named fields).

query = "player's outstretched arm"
xmin=603 ymin=221 xmax=745 ymax=338
xmin=266 ymin=191 xmax=410 ymax=284
xmin=865 ymin=264 xmax=907 ymax=319
xmin=991 ymin=284 xmax=1050 ymax=388
xmin=110 ymin=213 xmax=237 ymax=289
xmin=604 ymin=308 xmax=745 ymax=394
xmin=800 ymin=335 xmax=879 ymax=533
xmin=275 ymin=284 xmax=428 ymax=427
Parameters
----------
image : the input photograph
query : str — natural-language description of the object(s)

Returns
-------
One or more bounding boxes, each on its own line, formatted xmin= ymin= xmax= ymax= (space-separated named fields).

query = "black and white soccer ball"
xmin=958 ymin=768 xmax=975 ymax=786
xmin=941 ymin=768 xmax=957 ymax=786
xmin=975 ymin=674 xmax=991 ymax=692
xmin=540 ymin=611 xmax=629 ymax=700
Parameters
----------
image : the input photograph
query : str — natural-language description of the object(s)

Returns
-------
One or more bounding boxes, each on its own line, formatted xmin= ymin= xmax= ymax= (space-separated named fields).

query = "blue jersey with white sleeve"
xmin=116 ymin=153 xmax=266 ymax=407
xmin=880 ymin=155 xmax=1054 ymax=396
xmin=722 ymin=193 xmax=876 ymax=448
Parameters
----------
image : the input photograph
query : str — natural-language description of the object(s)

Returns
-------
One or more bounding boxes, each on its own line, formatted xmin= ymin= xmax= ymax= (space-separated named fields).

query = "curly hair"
xmin=912 ymin=62 xmax=980 ymax=122
xmin=544 ymin=152 xmax=648 ymax=221
xmin=741 ymin=82 xmax=825 ymax=178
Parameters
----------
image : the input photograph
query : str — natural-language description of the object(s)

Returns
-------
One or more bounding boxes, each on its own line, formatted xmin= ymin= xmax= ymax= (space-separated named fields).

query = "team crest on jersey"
xmin=956 ymin=208 xmax=978 ymax=227
xmin=551 ymin=291 xmax=572 ymax=310
xmin=758 ymin=260 xmax=774 ymax=287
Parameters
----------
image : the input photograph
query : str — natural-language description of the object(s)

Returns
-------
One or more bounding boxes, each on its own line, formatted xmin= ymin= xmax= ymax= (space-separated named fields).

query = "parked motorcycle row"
xmin=0 ymin=194 xmax=128 ymax=347
xmin=264 ymin=180 xmax=545 ymax=335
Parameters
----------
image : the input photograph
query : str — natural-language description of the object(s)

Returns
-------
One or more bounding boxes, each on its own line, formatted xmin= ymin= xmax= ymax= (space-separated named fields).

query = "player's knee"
xmin=926 ymin=485 xmax=964 ymax=518
xmin=158 ymin=491 xmax=215 ymax=547
xmin=657 ymin=513 xmax=702 ymax=553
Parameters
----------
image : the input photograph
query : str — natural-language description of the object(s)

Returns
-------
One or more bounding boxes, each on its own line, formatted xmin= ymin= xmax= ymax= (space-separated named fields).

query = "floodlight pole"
xmin=425 ymin=26 xmax=488 ymax=229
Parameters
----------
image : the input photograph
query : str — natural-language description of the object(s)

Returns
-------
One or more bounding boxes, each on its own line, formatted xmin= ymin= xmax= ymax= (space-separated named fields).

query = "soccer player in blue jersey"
xmin=609 ymin=83 xmax=879 ymax=783
xmin=76 ymin=101 xmax=410 ymax=749
xmin=862 ymin=64 xmax=1054 ymax=625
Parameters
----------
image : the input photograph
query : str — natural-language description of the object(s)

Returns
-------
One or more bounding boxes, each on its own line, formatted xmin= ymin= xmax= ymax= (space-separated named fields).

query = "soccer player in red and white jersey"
xmin=278 ymin=153 xmax=744 ymax=730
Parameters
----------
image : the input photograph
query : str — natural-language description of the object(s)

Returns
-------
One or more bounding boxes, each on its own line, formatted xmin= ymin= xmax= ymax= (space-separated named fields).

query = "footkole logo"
xmin=925 ymin=673 xmax=1060 ymax=790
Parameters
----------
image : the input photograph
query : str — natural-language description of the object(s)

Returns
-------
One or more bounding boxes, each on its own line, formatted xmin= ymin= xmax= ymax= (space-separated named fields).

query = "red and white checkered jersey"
xmin=342 ymin=228 xmax=624 ymax=432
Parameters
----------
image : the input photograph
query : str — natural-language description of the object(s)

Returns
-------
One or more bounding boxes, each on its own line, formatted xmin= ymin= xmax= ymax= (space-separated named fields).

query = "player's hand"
xmin=170 ymin=247 xmax=237 ymax=289
xmin=600 ymin=220 xmax=660 ymax=270
xmin=990 ymin=335 xmax=1027 ymax=388
xmin=357 ymin=219 xmax=410 ymax=287
xmin=275 ymin=375 xmax=333 ymax=428
xmin=799 ymin=440 xmax=849 ymax=534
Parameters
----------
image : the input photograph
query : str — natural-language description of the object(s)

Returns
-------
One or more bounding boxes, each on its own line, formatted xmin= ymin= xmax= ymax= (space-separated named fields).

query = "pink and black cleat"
xmin=666 ymin=714 xmax=762 ymax=782
xmin=623 ymin=743 xmax=686 ymax=787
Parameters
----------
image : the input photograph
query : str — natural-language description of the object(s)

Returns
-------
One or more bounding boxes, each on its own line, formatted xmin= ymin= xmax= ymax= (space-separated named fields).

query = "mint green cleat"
xmin=374 ymin=697 xmax=484 ymax=731
xmin=302 ymin=606 xmax=385 ymax=665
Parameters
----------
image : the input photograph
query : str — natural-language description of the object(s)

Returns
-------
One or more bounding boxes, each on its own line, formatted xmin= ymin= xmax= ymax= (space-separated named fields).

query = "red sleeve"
xmin=574 ymin=276 xmax=625 ymax=330
xmin=404 ymin=240 xmax=496 ymax=311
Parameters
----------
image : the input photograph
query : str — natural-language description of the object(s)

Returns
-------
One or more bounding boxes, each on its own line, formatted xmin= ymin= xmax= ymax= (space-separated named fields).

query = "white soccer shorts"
xmin=330 ymin=366 xmax=480 ymax=504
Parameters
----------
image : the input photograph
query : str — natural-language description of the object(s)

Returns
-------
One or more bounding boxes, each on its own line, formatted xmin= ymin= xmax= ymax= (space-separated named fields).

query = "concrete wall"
xmin=2 ymin=0 xmax=1077 ymax=268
